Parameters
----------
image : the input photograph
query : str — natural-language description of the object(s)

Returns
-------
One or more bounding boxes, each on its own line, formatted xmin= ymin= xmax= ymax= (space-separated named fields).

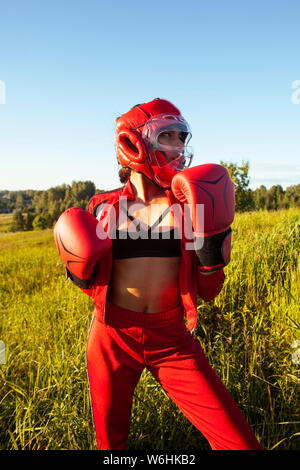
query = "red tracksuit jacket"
xmin=80 ymin=179 xmax=225 ymax=332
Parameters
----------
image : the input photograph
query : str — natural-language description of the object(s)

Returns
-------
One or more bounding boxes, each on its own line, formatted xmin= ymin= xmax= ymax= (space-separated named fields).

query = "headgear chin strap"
xmin=115 ymin=98 xmax=193 ymax=189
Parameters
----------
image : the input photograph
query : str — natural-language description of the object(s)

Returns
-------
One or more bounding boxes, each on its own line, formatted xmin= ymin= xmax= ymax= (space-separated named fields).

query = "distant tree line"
xmin=252 ymin=184 xmax=300 ymax=211
xmin=221 ymin=161 xmax=300 ymax=212
xmin=1 ymin=163 xmax=299 ymax=232
xmin=1 ymin=181 xmax=102 ymax=232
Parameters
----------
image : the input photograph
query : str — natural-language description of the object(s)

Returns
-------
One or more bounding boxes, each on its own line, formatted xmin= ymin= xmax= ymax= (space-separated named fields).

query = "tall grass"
xmin=0 ymin=214 xmax=12 ymax=233
xmin=0 ymin=209 xmax=299 ymax=450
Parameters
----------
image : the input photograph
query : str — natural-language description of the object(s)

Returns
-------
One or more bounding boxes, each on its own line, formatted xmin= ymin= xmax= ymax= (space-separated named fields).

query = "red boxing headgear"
xmin=115 ymin=98 xmax=193 ymax=189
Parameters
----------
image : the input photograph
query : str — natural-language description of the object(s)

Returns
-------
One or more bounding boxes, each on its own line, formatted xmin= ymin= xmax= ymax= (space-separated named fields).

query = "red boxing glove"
xmin=171 ymin=164 xmax=235 ymax=272
xmin=53 ymin=207 xmax=111 ymax=288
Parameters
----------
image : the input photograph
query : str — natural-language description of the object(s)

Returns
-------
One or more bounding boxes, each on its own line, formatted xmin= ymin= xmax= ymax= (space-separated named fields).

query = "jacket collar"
xmin=120 ymin=178 xmax=136 ymax=200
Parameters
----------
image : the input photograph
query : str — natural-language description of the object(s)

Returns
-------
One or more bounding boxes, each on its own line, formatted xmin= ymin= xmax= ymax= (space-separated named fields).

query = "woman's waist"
xmin=108 ymin=262 xmax=181 ymax=313
xmin=107 ymin=283 xmax=181 ymax=313
xmin=105 ymin=299 xmax=184 ymax=329
xmin=111 ymin=256 xmax=180 ymax=287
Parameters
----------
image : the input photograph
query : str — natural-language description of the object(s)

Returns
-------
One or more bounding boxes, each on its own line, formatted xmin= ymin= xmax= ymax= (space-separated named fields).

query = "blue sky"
xmin=0 ymin=0 xmax=299 ymax=191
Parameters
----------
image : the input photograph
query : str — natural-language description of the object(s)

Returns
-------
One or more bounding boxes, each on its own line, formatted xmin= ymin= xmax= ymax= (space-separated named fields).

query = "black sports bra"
xmin=112 ymin=206 xmax=181 ymax=260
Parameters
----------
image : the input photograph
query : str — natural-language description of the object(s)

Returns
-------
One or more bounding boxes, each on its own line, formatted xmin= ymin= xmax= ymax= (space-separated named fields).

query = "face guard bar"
xmin=141 ymin=114 xmax=194 ymax=170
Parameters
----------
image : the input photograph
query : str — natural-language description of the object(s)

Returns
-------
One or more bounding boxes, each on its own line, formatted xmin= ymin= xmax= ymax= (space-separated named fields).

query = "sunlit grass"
xmin=0 ymin=209 xmax=299 ymax=450
xmin=0 ymin=214 xmax=12 ymax=233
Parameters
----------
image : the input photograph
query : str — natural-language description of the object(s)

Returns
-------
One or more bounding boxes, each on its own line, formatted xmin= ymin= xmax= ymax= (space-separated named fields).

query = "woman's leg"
xmin=146 ymin=327 xmax=262 ymax=450
xmin=86 ymin=316 xmax=144 ymax=450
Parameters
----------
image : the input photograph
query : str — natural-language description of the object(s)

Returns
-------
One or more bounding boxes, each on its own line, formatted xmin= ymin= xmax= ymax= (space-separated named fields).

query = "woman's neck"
xmin=129 ymin=171 xmax=166 ymax=203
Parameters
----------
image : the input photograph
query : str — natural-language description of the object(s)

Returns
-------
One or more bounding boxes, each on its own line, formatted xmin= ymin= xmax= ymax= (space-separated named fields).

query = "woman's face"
xmin=157 ymin=129 xmax=186 ymax=149
xmin=157 ymin=129 xmax=187 ymax=168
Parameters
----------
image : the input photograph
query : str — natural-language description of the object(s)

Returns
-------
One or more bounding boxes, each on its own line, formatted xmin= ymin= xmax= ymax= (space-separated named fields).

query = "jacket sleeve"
xmin=197 ymin=267 xmax=225 ymax=301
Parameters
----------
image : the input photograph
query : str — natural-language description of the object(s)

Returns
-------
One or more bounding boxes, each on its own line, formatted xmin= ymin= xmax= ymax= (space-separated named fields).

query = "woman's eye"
xmin=179 ymin=132 xmax=187 ymax=143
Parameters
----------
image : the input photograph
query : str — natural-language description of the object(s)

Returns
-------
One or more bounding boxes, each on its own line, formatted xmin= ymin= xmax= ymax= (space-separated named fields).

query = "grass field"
xmin=0 ymin=213 xmax=12 ymax=233
xmin=0 ymin=208 xmax=299 ymax=450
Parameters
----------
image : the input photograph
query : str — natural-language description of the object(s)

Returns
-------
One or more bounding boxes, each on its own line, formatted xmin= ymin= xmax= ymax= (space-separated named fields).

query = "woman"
xmin=54 ymin=98 xmax=262 ymax=450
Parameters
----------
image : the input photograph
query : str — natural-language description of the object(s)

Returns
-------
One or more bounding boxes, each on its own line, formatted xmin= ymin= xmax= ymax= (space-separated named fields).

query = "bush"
xmin=32 ymin=214 xmax=50 ymax=230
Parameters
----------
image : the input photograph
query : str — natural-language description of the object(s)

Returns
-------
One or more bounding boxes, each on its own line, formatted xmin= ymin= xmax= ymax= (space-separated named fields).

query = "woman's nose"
xmin=173 ymin=137 xmax=184 ymax=147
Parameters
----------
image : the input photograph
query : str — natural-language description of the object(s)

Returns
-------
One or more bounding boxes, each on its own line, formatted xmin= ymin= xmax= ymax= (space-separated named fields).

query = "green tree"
xmin=10 ymin=210 xmax=24 ymax=232
xmin=15 ymin=193 xmax=24 ymax=210
xmin=71 ymin=180 xmax=95 ymax=202
xmin=285 ymin=184 xmax=300 ymax=208
xmin=24 ymin=211 xmax=35 ymax=230
xmin=253 ymin=185 xmax=267 ymax=210
xmin=220 ymin=160 xmax=254 ymax=212
xmin=32 ymin=214 xmax=49 ymax=230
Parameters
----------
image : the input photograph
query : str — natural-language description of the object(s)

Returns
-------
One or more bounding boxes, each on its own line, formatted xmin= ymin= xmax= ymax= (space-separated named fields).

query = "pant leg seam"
xmin=85 ymin=315 xmax=100 ymax=450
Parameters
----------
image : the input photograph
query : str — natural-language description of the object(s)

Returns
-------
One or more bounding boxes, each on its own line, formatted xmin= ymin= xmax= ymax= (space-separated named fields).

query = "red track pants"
xmin=86 ymin=301 xmax=262 ymax=450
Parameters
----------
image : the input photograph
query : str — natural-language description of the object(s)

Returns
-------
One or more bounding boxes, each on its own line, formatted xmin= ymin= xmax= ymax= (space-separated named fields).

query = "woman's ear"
xmin=116 ymin=129 xmax=147 ymax=165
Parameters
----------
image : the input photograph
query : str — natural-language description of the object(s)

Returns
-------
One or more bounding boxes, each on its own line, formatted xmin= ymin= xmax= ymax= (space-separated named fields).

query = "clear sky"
xmin=0 ymin=0 xmax=299 ymax=191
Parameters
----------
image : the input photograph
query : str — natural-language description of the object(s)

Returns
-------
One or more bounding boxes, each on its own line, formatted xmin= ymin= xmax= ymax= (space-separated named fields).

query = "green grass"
xmin=0 ymin=209 xmax=299 ymax=450
xmin=0 ymin=213 xmax=12 ymax=233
